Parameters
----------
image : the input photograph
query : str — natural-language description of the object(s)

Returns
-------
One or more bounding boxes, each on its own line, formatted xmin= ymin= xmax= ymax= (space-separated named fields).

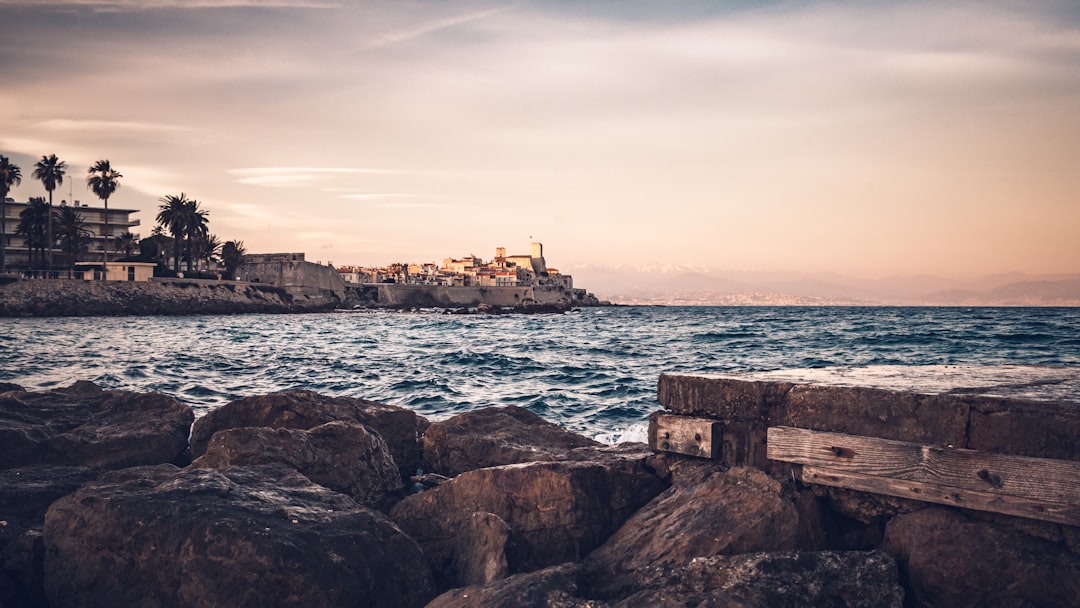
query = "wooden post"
xmin=649 ymin=414 xmax=722 ymax=459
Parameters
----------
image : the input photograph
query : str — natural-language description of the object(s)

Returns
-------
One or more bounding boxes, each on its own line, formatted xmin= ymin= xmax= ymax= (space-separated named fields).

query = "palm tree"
xmin=191 ymin=232 xmax=221 ymax=272
xmin=156 ymin=194 xmax=209 ymax=275
xmin=0 ymin=155 xmax=22 ymax=273
xmin=32 ymin=154 xmax=66 ymax=273
xmin=86 ymin=159 xmax=122 ymax=274
xmin=114 ymin=231 xmax=139 ymax=258
xmin=56 ymin=205 xmax=92 ymax=272
xmin=220 ymin=240 xmax=246 ymax=280
xmin=16 ymin=197 xmax=52 ymax=272
xmin=182 ymin=199 xmax=209 ymax=274
xmin=157 ymin=193 xmax=192 ymax=273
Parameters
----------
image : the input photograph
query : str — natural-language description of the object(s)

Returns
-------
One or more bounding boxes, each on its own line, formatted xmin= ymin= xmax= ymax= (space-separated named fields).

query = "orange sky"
xmin=1 ymin=0 xmax=1078 ymax=280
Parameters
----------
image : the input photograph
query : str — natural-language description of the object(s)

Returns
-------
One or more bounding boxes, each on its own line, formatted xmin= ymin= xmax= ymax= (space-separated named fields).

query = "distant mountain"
xmin=568 ymin=265 xmax=1080 ymax=306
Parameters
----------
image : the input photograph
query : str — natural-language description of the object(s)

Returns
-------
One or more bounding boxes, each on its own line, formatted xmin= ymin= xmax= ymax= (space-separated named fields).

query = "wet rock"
xmin=883 ymin=506 xmax=1080 ymax=608
xmin=429 ymin=551 xmax=902 ymax=608
xmin=189 ymin=390 xmax=421 ymax=480
xmin=191 ymin=421 xmax=403 ymax=510
xmin=0 ymin=381 xmax=193 ymax=470
xmin=43 ymin=463 xmax=435 ymax=608
xmin=425 ymin=563 xmax=593 ymax=608
xmin=811 ymin=485 xmax=925 ymax=526
xmin=422 ymin=406 xmax=602 ymax=477
xmin=585 ymin=466 xmax=800 ymax=593
xmin=0 ymin=466 xmax=99 ymax=608
xmin=391 ymin=457 xmax=666 ymax=591
xmin=455 ymin=512 xmax=511 ymax=586
xmin=616 ymin=550 xmax=904 ymax=608
xmin=0 ymin=382 xmax=23 ymax=393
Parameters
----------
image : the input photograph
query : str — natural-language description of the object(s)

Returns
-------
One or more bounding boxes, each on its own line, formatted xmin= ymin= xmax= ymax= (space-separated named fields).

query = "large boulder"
xmin=428 ymin=551 xmax=904 ymax=608
xmin=422 ymin=406 xmax=602 ymax=477
xmin=883 ymin=506 xmax=1080 ymax=607
xmin=43 ymin=464 xmax=435 ymax=608
xmin=0 ymin=466 xmax=99 ymax=608
xmin=391 ymin=455 xmax=666 ymax=591
xmin=614 ymin=550 xmax=904 ymax=608
xmin=188 ymin=390 xmax=422 ymax=479
xmin=0 ymin=381 xmax=193 ymax=470
xmin=426 ymin=563 xmax=593 ymax=608
xmin=585 ymin=466 xmax=800 ymax=592
xmin=191 ymin=421 xmax=403 ymax=510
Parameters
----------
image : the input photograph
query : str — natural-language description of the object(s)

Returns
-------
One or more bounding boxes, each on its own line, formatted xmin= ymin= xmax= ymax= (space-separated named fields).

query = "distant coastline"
xmin=0 ymin=278 xmax=605 ymax=317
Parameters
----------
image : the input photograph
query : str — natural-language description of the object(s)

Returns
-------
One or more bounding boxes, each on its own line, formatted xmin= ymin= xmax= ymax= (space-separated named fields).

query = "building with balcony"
xmin=1 ymin=197 xmax=141 ymax=272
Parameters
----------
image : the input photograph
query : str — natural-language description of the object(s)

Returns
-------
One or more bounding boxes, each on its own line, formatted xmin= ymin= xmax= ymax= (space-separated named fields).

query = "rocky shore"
xmin=0 ymin=279 xmax=592 ymax=317
xmin=2 ymin=381 xmax=1078 ymax=607
xmin=0 ymin=278 xmax=335 ymax=317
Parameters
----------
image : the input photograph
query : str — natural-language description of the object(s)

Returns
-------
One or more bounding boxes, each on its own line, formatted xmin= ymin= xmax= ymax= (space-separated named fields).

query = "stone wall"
xmin=237 ymin=259 xmax=347 ymax=296
xmin=362 ymin=284 xmax=599 ymax=309
xmin=0 ymin=278 xmax=340 ymax=317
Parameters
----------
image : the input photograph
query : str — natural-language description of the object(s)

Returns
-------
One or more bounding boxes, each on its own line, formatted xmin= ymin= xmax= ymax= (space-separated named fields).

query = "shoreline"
xmin=0 ymin=278 xmax=604 ymax=317
xmin=3 ymin=374 xmax=1078 ymax=606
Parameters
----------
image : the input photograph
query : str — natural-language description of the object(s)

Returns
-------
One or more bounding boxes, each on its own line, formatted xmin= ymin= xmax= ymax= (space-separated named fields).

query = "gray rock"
xmin=425 ymin=563 xmax=594 ymax=608
xmin=0 ymin=381 xmax=193 ymax=471
xmin=616 ymin=550 xmax=904 ymax=608
xmin=883 ymin=506 xmax=1080 ymax=607
xmin=422 ymin=406 xmax=602 ymax=477
xmin=391 ymin=457 xmax=666 ymax=591
xmin=0 ymin=466 xmax=99 ymax=608
xmin=191 ymin=421 xmax=403 ymax=510
xmin=585 ymin=466 xmax=801 ymax=594
xmin=43 ymin=463 xmax=435 ymax=608
xmin=189 ymin=390 xmax=422 ymax=480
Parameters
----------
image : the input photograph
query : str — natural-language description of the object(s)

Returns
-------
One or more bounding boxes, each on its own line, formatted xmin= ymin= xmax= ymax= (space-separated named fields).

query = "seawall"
xmin=0 ymin=278 xmax=344 ymax=317
xmin=351 ymin=283 xmax=601 ymax=309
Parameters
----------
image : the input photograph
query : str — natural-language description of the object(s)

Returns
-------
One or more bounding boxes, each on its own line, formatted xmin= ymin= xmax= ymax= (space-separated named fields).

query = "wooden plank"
xmin=650 ymin=414 xmax=722 ymax=459
xmin=767 ymin=426 xmax=1080 ymax=504
xmin=798 ymin=465 xmax=1080 ymax=526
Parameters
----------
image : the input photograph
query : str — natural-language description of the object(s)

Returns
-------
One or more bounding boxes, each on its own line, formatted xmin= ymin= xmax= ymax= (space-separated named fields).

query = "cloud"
xmin=363 ymin=6 xmax=514 ymax=50
xmin=0 ymin=0 xmax=339 ymax=8
xmin=36 ymin=119 xmax=198 ymax=134
xmin=373 ymin=202 xmax=447 ymax=209
xmin=228 ymin=167 xmax=407 ymax=188
xmin=339 ymin=193 xmax=412 ymax=201
xmin=229 ymin=167 xmax=404 ymax=176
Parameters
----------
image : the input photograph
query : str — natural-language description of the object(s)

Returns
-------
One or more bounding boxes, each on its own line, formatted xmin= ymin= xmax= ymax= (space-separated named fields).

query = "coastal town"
xmin=1 ymin=156 xmax=601 ymax=314
xmin=334 ymin=243 xmax=575 ymax=291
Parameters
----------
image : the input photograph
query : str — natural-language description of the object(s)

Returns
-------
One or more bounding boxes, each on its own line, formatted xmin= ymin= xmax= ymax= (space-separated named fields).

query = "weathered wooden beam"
xmin=649 ymin=414 xmax=722 ymax=459
xmin=767 ymin=426 xmax=1080 ymax=526
xmin=798 ymin=465 xmax=1080 ymax=526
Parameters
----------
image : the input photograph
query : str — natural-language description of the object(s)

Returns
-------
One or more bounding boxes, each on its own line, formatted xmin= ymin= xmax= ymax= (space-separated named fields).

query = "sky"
xmin=1 ymin=0 xmax=1079 ymax=282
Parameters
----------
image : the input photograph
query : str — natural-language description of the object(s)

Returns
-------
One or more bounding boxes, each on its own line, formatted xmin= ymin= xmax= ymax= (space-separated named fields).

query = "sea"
xmin=2 ymin=306 xmax=1078 ymax=443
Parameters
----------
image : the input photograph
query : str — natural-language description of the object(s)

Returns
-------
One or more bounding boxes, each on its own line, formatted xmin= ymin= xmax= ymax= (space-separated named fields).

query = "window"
xmin=128 ymin=266 xmax=136 ymax=281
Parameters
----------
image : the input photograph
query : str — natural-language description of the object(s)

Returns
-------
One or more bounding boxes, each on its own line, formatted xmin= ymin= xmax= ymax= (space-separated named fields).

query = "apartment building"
xmin=1 ymin=197 xmax=140 ymax=272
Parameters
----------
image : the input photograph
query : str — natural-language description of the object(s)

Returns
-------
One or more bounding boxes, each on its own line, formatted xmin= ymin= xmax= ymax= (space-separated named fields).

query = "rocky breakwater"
xmin=0 ymin=278 xmax=344 ymax=317
xmin=1 ymin=382 xmax=911 ymax=608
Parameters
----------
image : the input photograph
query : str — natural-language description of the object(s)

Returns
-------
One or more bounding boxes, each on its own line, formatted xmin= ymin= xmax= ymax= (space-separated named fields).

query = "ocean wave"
xmin=2 ymin=307 xmax=1078 ymax=438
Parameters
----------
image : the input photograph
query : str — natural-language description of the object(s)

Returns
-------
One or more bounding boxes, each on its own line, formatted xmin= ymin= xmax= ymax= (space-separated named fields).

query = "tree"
xmin=156 ymin=194 xmax=209 ymax=274
xmin=139 ymin=232 xmax=172 ymax=269
xmin=56 ymin=205 xmax=92 ymax=271
xmin=0 ymin=155 xmax=21 ymax=273
xmin=220 ymin=240 xmax=246 ymax=280
xmin=86 ymin=159 xmax=122 ymax=274
xmin=114 ymin=232 xmax=139 ymax=258
xmin=183 ymin=200 xmax=209 ymax=274
xmin=190 ymin=232 xmax=221 ymax=272
xmin=32 ymin=154 xmax=66 ymax=273
xmin=156 ymin=193 xmax=192 ymax=273
xmin=16 ymin=197 xmax=52 ymax=271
